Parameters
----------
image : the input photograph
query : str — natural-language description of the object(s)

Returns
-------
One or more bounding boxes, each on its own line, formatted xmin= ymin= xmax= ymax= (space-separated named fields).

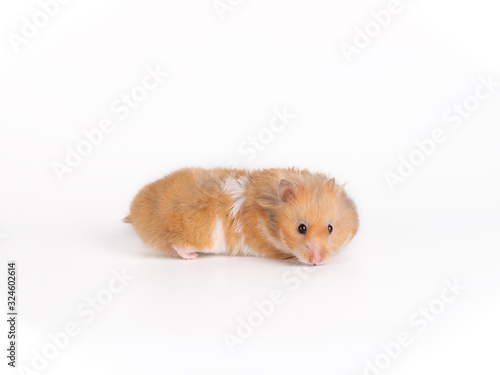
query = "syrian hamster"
xmin=124 ymin=167 xmax=358 ymax=265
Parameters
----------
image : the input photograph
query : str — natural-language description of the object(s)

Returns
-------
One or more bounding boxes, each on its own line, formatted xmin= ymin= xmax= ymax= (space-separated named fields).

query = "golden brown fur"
xmin=125 ymin=167 xmax=359 ymax=265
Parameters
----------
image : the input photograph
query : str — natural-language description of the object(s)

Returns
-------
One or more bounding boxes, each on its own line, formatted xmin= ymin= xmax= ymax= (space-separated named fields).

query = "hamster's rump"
xmin=125 ymin=167 xmax=358 ymax=264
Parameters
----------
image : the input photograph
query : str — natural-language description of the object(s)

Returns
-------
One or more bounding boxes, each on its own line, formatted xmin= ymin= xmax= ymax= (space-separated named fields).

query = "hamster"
xmin=124 ymin=167 xmax=359 ymax=265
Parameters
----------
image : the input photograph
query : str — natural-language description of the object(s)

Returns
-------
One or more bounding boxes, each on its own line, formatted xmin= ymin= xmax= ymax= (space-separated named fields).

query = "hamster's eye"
xmin=327 ymin=224 xmax=333 ymax=234
xmin=298 ymin=224 xmax=307 ymax=234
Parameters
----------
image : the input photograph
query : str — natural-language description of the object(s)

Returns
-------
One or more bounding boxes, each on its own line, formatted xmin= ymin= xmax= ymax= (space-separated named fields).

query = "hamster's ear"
xmin=327 ymin=178 xmax=347 ymax=196
xmin=278 ymin=179 xmax=297 ymax=202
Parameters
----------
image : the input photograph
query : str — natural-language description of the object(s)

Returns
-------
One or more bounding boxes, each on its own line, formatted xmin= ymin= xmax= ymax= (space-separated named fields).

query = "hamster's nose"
xmin=306 ymin=243 xmax=323 ymax=265
xmin=308 ymin=253 xmax=322 ymax=265
xmin=307 ymin=250 xmax=323 ymax=265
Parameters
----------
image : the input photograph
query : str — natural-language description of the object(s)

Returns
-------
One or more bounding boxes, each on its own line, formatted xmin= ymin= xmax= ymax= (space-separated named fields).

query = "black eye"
xmin=298 ymin=224 xmax=307 ymax=234
xmin=327 ymin=224 xmax=333 ymax=234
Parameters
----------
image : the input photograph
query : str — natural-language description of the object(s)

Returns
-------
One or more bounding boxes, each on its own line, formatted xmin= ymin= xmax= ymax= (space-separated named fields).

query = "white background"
xmin=1 ymin=0 xmax=499 ymax=374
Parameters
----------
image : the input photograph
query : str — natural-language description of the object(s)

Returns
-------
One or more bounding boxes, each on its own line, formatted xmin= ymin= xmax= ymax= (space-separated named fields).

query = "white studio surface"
xmin=1 ymin=1 xmax=499 ymax=374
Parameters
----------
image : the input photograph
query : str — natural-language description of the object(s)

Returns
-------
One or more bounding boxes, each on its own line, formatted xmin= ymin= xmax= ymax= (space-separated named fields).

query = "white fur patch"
xmin=258 ymin=220 xmax=288 ymax=253
xmin=235 ymin=220 xmax=243 ymax=234
xmin=338 ymin=232 xmax=353 ymax=249
xmin=233 ymin=237 xmax=258 ymax=257
xmin=222 ymin=175 xmax=248 ymax=217
xmin=180 ymin=218 xmax=229 ymax=255
xmin=206 ymin=218 xmax=228 ymax=254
